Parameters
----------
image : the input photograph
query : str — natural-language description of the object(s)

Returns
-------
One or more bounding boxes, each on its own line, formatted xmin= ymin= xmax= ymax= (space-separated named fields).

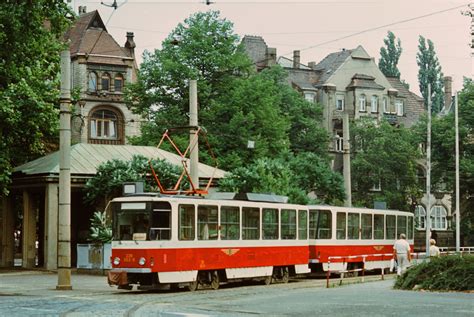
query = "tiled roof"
xmin=314 ymin=49 xmax=353 ymax=84
xmin=13 ymin=144 xmax=226 ymax=179
xmin=347 ymin=73 xmax=385 ymax=90
xmin=386 ymin=77 xmax=425 ymax=127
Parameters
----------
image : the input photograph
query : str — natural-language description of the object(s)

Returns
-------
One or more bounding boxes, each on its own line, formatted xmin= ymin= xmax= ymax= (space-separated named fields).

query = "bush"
xmin=394 ymin=255 xmax=474 ymax=291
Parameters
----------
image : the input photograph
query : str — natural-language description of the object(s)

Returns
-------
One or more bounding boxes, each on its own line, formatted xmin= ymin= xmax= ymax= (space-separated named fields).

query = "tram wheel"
xmin=280 ymin=267 xmax=289 ymax=284
xmin=187 ymin=280 xmax=198 ymax=292
xmin=210 ymin=271 xmax=220 ymax=290
xmin=264 ymin=275 xmax=272 ymax=285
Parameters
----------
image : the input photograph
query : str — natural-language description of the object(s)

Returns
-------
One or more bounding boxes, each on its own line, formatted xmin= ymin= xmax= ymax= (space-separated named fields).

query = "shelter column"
xmin=44 ymin=183 xmax=58 ymax=270
xmin=22 ymin=190 xmax=37 ymax=268
xmin=1 ymin=196 xmax=14 ymax=267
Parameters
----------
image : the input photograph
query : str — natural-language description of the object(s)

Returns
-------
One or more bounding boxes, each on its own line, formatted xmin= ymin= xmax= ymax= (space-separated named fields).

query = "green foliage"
xmin=416 ymin=36 xmax=444 ymax=113
xmin=351 ymin=118 xmax=422 ymax=211
xmin=0 ymin=1 xmax=72 ymax=195
xmin=89 ymin=211 xmax=113 ymax=243
xmin=84 ymin=155 xmax=184 ymax=205
xmin=394 ymin=255 xmax=474 ymax=291
xmin=378 ymin=31 xmax=402 ymax=78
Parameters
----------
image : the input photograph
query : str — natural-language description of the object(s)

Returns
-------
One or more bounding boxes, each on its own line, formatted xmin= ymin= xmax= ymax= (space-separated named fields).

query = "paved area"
xmin=0 ymin=270 xmax=473 ymax=316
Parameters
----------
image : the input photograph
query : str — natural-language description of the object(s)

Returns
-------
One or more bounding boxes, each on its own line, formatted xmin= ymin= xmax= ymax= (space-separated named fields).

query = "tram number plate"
xmin=124 ymin=254 xmax=135 ymax=263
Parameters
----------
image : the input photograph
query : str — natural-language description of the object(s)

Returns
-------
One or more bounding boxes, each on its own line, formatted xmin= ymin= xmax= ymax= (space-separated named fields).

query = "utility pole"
xmin=425 ymin=84 xmax=431 ymax=258
xmin=57 ymin=50 xmax=72 ymax=290
xmin=189 ymin=80 xmax=199 ymax=190
xmin=455 ymin=92 xmax=460 ymax=252
xmin=343 ymin=112 xmax=352 ymax=207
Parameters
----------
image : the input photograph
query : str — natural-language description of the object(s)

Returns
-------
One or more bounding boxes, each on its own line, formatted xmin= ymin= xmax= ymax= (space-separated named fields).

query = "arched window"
xmin=101 ymin=73 xmax=111 ymax=91
xmin=414 ymin=205 xmax=426 ymax=230
xmin=90 ymin=109 xmax=117 ymax=139
xmin=371 ymin=95 xmax=378 ymax=113
xmin=88 ymin=72 xmax=97 ymax=92
xmin=359 ymin=94 xmax=366 ymax=112
xmin=431 ymin=205 xmax=447 ymax=230
xmin=114 ymin=74 xmax=124 ymax=92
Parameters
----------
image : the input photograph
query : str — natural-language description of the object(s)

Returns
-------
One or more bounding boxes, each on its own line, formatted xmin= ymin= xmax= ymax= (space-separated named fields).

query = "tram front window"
xmin=114 ymin=209 xmax=150 ymax=241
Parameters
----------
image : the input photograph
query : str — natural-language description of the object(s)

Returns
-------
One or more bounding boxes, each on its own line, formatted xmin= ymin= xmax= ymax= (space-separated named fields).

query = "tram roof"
xmin=13 ymin=143 xmax=226 ymax=179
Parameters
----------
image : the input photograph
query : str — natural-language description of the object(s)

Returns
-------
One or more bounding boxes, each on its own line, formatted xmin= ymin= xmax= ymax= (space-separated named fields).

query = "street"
xmin=0 ymin=271 xmax=472 ymax=316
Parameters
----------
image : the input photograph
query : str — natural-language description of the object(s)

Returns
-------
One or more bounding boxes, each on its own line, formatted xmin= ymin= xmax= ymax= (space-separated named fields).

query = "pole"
xmin=189 ymin=80 xmax=199 ymax=190
xmin=455 ymin=92 xmax=460 ymax=252
xmin=343 ymin=112 xmax=352 ymax=207
xmin=425 ymin=84 xmax=431 ymax=258
xmin=57 ymin=50 xmax=72 ymax=290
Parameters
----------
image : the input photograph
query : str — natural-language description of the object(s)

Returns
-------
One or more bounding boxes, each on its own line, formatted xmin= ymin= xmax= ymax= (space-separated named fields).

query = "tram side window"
xmin=178 ymin=204 xmax=195 ymax=240
xmin=386 ymin=215 xmax=396 ymax=240
xmin=281 ymin=209 xmax=297 ymax=239
xmin=220 ymin=206 xmax=240 ymax=240
xmin=242 ymin=207 xmax=260 ymax=240
xmin=298 ymin=210 xmax=308 ymax=240
xmin=336 ymin=212 xmax=346 ymax=239
xmin=407 ymin=216 xmax=414 ymax=240
xmin=150 ymin=202 xmax=172 ymax=240
xmin=317 ymin=210 xmax=332 ymax=239
xmin=397 ymin=215 xmax=407 ymax=238
xmin=198 ymin=205 xmax=218 ymax=240
xmin=348 ymin=213 xmax=360 ymax=240
xmin=374 ymin=214 xmax=384 ymax=239
xmin=309 ymin=210 xmax=318 ymax=239
xmin=263 ymin=208 xmax=279 ymax=240
xmin=361 ymin=214 xmax=372 ymax=239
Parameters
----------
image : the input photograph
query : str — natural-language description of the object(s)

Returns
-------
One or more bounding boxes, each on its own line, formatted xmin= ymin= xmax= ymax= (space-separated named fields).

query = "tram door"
xmin=150 ymin=202 xmax=172 ymax=240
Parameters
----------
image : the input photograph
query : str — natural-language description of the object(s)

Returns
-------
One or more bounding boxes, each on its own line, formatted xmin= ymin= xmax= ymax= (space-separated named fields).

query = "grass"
xmin=394 ymin=255 xmax=474 ymax=291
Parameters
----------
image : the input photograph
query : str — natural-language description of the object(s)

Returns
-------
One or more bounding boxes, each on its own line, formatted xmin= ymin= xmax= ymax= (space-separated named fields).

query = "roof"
xmin=347 ymin=73 xmax=385 ymax=90
xmin=13 ymin=144 xmax=226 ymax=179
xmin=277 ymin=56 xmax=311 ymax=70
xmin=386 ymin=77 xmax=425 ymax=127
xmin=313 ymin=49 xmax=353 ymax=84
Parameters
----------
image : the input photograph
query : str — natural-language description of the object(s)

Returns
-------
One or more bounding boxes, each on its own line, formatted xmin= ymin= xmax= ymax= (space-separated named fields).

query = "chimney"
xmin=78 ymin=6 xmax=87 ymax=15
xmin=293 ymin=50 xmax=300 ymax=69
xmin=266 ymin=47 xmax=277 ymax=67
xmin=125 ymin=32 xmax=136 ymax=58
xmin=444 ymin=76 xmax=452 ymax=111
xmin=308 ymin=61 xmax=316 ymax=69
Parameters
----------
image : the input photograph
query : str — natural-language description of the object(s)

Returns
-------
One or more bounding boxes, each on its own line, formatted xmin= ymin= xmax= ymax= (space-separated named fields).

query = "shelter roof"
xmin=13 ymin=144 xmax=225 ymax=179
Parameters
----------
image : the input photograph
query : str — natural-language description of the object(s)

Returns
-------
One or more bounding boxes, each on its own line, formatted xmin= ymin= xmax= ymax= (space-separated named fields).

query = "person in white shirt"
xmin=429 ymin=239 xmax=440 ymax=257
xmin=393 ymin=233 xmax=411 ymax=276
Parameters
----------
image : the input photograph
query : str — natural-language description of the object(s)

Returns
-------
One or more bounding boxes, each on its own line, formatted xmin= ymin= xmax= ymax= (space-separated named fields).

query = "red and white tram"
xmin=107 ymin=193 xmax=414 ymax=291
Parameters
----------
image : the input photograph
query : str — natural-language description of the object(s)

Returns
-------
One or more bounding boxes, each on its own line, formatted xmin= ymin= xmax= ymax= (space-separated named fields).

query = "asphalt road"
xmin=0 ymin=271 xmax=472 ymax=316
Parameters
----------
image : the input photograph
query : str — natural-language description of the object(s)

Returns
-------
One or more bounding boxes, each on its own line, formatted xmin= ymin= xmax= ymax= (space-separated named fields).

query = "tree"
xmin=416 ymin=36 xmax=444 ymax=113
xmin=351 ymin=119 xmax=422 ymax=211
xmin=379 ymin=31 xmax=402 ymax=78
xmin=0 ymin=1 xmax=72 ymax=195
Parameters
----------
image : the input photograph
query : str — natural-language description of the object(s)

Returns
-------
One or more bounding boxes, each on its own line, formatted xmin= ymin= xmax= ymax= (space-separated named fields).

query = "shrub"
xmin=394 ymin=255 xmax=474 ymax=291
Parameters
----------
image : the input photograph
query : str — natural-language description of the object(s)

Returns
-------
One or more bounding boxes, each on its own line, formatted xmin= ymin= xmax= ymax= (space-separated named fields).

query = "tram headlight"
xmin=138 ymin=257 xmax=146 ymax=266
xmin=113 ymin=257 xmax=121 ymax=266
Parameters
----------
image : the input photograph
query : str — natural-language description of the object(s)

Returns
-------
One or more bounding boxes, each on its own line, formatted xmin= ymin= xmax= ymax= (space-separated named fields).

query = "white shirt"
xmin=429 ymin=245 xmax=440 ymax=257
xmin=393 ymin=239 xmax=410 ymax=255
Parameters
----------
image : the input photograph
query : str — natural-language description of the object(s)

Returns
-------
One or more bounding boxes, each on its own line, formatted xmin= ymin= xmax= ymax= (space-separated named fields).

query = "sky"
xmin=71 ymin=0 xmax=473 ymax=95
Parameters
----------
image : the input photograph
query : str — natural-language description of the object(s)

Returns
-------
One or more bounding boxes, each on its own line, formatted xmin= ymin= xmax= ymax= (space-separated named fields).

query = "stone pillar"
xmin=1 ymin=196 xmax=15 ymax=267
xmin=22 ymin=191 xmax=37 ymax=268
xmin=322 ymin=84 xmax=336 ymax=133
xmin=293 ymin=50 xmax=300 ymax=69
xmin=44 ymin=183 xmax=58 ymax=270
xmin=343 ymin=113 xmax=352 ymax=207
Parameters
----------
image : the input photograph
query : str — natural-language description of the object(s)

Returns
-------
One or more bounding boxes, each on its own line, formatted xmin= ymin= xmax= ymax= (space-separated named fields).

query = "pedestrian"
xmin=393 ymin=233 xmax=411 ymax=276
xmin=429 ymin=239 xmax=440 ymax=257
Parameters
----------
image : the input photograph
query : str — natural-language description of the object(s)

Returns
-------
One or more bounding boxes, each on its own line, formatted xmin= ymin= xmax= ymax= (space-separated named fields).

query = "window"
xmin=220 ymin=206 xmax=239 ymax=240
xmin=298 ymin=210 xmax=308 ymax=240
xmin=414 ymin=205 xmax=426 ymax=230
xmin=309 ymin=209 xmax=332 ymax=239
xmin=371 ymin=95 xmax=378 ymax=113
xmin=114 ymin=74 xmax=124 ymax=92
xmin=309 ymin=210 xmax=318 ymax=239
xmin=407 ymin=216 xmax=414 ymax=239
xmin=361 ymin=214 xmax=372 ymax=239
xmin=101 ymin=73 xmax=111 ymax=91
xmin=334 ymin=133 xmax=343 ymax=152
xmin=374 ymin=214 xmax=384 ymax=239
xmin=88 ymin=72 xmax=97 ymax=92
xmin=178 ymin=204 xmax=195 ymax=240
xmin=263 ymin=208 xmax=279 ymax=240
xmin=304 ymin=92 xmax=315 ymax=103
xmin=281 ymin=209 xmax=297 ymax=239
xmin=397 ymin=215 xmax=407 ymax=237
xmin=242 ymin=207 xmax=260 ymax=240
xmin=396 ymin=99 xmax=404 ymax=116
xmin=336 ymin=212 xmax=346 ymax=240
xmin=359 ymin=94 xmax=366 ymax=112
xmin=383 ymin=97 xmax=388 ymax=113
xmin=348 ymin=213 xmax=360 ymax=239
xmin=150 ymin=202 xmax=171 ymax=240
xmin=336 ymin=95 xmax=344 ymax=111
xmin=431 ymin=205 xmax=447 ymax=230
xmin=198 ymin=205 xmax=218 ymax=240
xmin=386 ymin=215 xmax=396 ymax=240
xmin=90 ymin=109 xmax=118 ymax=139
xmin=370 ymin=178 xmax=381 ymax=192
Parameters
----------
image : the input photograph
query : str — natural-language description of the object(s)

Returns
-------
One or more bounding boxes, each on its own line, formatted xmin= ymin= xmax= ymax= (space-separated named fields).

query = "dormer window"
xmin=88 ymin=72 xmax=97 ymax=92
xmin=101 ymin=73 xmax=110 ymax=91
xmin=304 ymin=92 xmax=315 ymax=103
xmin=396 ymin=99 xmax=404 ymax=116
xmin=359 ymin=94 xmax=366 ymax=112
xmin=383 ymin=97 xmax=388 ymax=113
xmin=114 ymin=74 xmax=124 ymax=92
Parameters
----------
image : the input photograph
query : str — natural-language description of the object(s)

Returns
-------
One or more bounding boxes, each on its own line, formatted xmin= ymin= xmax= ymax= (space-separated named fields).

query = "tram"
xmin=107 ymin=191 xmax=414 ymax=291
